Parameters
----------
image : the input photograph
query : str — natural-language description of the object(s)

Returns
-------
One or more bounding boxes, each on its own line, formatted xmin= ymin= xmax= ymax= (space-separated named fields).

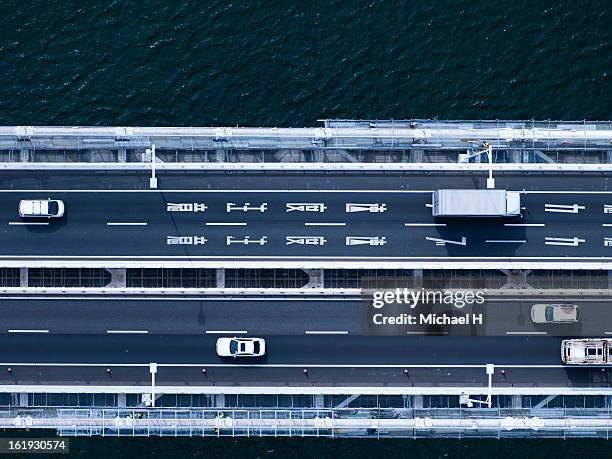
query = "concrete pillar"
xmin=412 ymin=395 xmax=424 ymax=409
xmin=314 ymin=394 xmax=325 ymax=408
xmin=214 ymin=394 xmax=225 ymax=408
xmin=216 ymin=268 xmax=225 ymax=288
xmin=608 ymin=270 xmax=612 ymax=289
xmin=20 ymin=268 xmax=28 ymax=287
xmin=303 ymin=269 xmax=324 ymax=288
xmin=510 ymin=148 xmax=521 ymax=163
xmin=512 ymin=395 xmax=523 ymax=409
xmin=606 ymin=151 xmax=612 ymax=164
xmin=106 ymin=268 xmax=126 ymax=288
xmin=19 ymin=393 xmax=28 ymax=407
xmin=117 ymin=393 xmax=127 ymax=408
xmin=118 ymin=149 xmax=127 ymax=163
xmin=413 ymin=269 xmax=423 ymax=289
xmin=412 ymin=149 xmax=424 ymax=162
xmin=20 ymin=149 xmax=30 ymax=162
xmin=217 ymin=149 xmax=226 ymax=163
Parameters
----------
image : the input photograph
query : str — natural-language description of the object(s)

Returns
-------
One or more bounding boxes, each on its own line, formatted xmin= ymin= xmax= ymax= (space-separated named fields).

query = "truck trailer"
xmin=432 ymin=189 xmax=521 ymax=218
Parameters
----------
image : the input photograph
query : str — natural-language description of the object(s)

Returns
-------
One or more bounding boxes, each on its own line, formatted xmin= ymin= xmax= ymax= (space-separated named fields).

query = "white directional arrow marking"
xmin=345 ymin=203 xmax=387 ymax=213
xmin=425 ymin=236 xmax=467 ymax=247
xmin=544 ymin=204 xmax=585 ymax=214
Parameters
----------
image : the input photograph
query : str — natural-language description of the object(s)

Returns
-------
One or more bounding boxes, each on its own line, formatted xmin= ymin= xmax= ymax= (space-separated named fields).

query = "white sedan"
xmin=216 ymin=337 xmax=266 ymax=358
xmin=531 ymin=304 xmax=579 ymax=323
xmin=19 ymin=199 xmax=65 ymax=218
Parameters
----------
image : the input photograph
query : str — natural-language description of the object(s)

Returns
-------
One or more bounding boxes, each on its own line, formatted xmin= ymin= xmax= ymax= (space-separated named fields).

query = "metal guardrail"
xmin=1 ymin=407 xmax=611 ymax=438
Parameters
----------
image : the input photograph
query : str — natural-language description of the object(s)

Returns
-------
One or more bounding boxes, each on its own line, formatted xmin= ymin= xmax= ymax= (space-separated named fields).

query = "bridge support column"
xmin=607 ymin=151 xmax=612 ymax=164
xmin=214 ymin=394 xmax=225 ymax=408
xmin=413 ymin=269 xmax=423 ymax=289
xmin=303 ymin=269 xmax=324 ymax=288
xmin=19 ymin=393 xmax=28 ymax=407
xmin=512 ymin=395 xmax=523 ymax=409
xmin=412 ymin=395 xmax=423 ymax=409
xmin=117 ymin=393 xmax=127 ymax=408
xmin=19 ymin=148 xmax=29 ymax=162
xmin=19 ymin=268 xmax=28 ymax=287
xmin=608 ymin=270 xmax=612 ymax=289
xmin=314 ymin=394 xmax=325 ymax=408
xmin=118 ymin=148 xmax=127 ymax=163
xmin=106 ymin=269 xmax=126 ymax=288
xmin=216 ymin=269 xmax=225 ymax=289
xmin=412 ymin=149 xmax=424 ymax=162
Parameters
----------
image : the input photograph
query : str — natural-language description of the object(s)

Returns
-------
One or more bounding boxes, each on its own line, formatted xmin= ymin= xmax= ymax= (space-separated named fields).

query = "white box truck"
xmin=432 ymin=189 xmax=521 ymax=217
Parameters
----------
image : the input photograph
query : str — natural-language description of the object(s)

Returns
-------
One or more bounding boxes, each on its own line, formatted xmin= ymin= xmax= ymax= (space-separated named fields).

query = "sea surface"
xmin=0 ymin=1 xmax=610 ymax=457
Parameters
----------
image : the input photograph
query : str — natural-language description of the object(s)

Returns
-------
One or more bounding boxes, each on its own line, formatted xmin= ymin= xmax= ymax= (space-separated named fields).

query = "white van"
xmin=561 ymin=339 xmax=611 ymax=365
xmin=531 ymin=304 xmax=579 ymax=323
xmin=19 ymin=199 xmax=65 ymax=218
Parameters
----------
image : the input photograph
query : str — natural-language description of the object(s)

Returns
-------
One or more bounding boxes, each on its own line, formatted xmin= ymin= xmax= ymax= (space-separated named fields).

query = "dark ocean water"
xmin=0 ymin=1 xmax=610 ymax=457
xmin=0 ymin=0 xmax=609 ymax=127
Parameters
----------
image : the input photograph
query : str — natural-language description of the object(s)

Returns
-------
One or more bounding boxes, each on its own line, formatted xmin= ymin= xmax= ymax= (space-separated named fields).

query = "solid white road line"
xmin=205 ymin=330 xmax=248 ymax=334
xmin=603 ymin=224 xmax=612 ymax=227
xmin=544 ymin=204 xmax=585 ymax=213
xmin=106 ymin=330 xmax=149 ymax=334
xmin=404 ymin=223 xmax=446 ymax=227
xmin=8 ymin=222 xmax=49 ymax=226
xmin=604 ymin=331 xmax=612 ymax=335
xmin=8 ymin=329 xmax=49 ymax=333
xmin=504 ymin=223 xmax=545 ymax=227
xmin=304 ymin=331 xmax=349 ymax=335
xmin=106 ymin=222 xmax=148 ymax=226
xmin=485 ymin=240 xmax=527 ymax=243
xmin=0 ymin=189 xmax=434 ymax=194
xmin=304 ymin=222 xmax=346 ymax=226
xmin=506 ymin=331 xmax=548 ymax=335
xmin=405 ymin=331 xmax=448 ymax=335
xmin=205 ymin=222 xmax=247 ymax=226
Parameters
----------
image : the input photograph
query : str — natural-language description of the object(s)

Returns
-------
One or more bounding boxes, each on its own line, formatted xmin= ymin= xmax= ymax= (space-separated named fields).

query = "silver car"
xmin=531 ymin=304 xmax=579 ymax=323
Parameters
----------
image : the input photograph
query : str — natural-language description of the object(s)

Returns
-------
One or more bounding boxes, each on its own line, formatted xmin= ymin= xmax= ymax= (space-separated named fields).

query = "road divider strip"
xmin=404 ymin=223 xmax=446 ymax=227
xmin=106 ymin=222 xmax=148 ymax=226
xmin=506 ymin=331 xmax=548 ymax=335
xmin=205 ymin=222 xmax=247 ymax=226
xmin=8 ymin=222 xmax=49 ymax=226
xmin=304 ymin=222 xmax=346 ymax=226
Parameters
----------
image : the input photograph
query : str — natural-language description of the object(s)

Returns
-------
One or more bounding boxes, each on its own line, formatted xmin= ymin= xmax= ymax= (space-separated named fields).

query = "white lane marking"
xmin=485 ymin=240 xmax=526 ymax=243
xmin=106 ymin=330 xmax=149 ymax=334
xmin=602 ymin=224 xmax=612 ymax=227
xmin=0 ymin=189 xmax=434 ymax=193
xmin=0 ymin=296 xmax=359 ymax=301
xmin=106 ymin=222 xmax=148 ymax=226
xmin=8 ymin=329 xmax=49 ymax=333
xmin=504 ymin=223 xmax=545 ymax=227
xmin=346 ymin=236 xmax=386 ymax=246
xmin=346 ymin=203 xmax=386 ymax=213
xmin=544 ymin=204 xmax=585 ymax=213
xmin=305 ymin=222 xmax=346 ymax=226
xmin=205 ymin=330 xmax=248 ymax=334
xmin=404 ymin=223 xmax=446 ymax=227
xmin=205 ymin=222 xmax=247 ymax=226
xmin=3 ymin=255 xmax=612 ymax=260
xmin=425 ymin=203 xmax=433 ymax=208
xmin=305 ymin=330 xmax=349 ymax=335
xmin=8 ymin=222 xmax=49 ymax=226
xmin=286 ymin=236 xmax=327 ymax=246
xmin=544 ymin=237 xmax=585 ymax=247
xmin=506 ymin=331 xmax=548 ymax=335
xmin=605 ymin=332 xmax=612 ymax=335
xmin=405 ymin=331 xmax=449 ymax=335
xmin=286 ymin=203 xmax=326 ymax=212
xmin=426 ymin=236 xmax=466 ymax=246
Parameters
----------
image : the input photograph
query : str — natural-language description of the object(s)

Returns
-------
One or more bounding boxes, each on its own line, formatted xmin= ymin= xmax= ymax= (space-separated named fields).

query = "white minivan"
xmin=531 ymin=304 xmax=579 ymax=323
xmin=19 ymin=199 xmax=65 ymax=218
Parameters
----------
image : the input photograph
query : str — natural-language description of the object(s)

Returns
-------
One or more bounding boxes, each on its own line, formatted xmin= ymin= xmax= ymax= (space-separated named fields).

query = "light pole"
xmin=147 ymin=144 xmax=157 ymax=189
xmin=458 ymin=142 xmax=495 ymax=189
